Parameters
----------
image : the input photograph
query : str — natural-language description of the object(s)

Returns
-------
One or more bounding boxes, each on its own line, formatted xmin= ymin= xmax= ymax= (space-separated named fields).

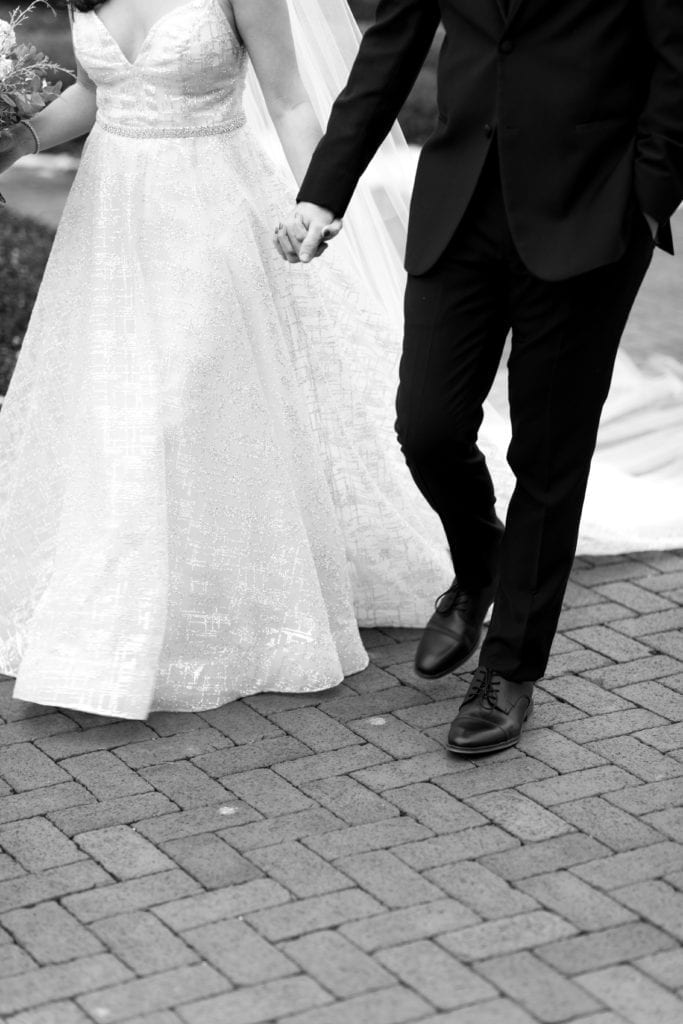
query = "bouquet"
xmin=0 ymin=1 xmax=70 ymax=202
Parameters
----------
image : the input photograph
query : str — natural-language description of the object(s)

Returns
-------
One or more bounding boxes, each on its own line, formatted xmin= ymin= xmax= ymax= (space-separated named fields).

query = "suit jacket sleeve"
xmin=635 ymin=0 xmax=683 ymax=227
xmin=297 ymin=0 xmax=441 ymax=216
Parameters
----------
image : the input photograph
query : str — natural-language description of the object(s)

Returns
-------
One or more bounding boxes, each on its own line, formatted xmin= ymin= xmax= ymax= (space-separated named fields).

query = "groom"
xmin=277 ymin=0 xmax=683 ymax=755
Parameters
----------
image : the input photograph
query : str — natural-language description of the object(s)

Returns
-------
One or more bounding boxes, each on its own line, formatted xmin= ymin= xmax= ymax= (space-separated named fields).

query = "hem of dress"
xmin=9 ymin=653 xmax=371 ymax=720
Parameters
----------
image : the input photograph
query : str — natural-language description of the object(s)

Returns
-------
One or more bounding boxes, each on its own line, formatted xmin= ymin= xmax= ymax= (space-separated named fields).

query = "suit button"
xmin=500 ymin=39 xmax=514 ymax=54
xmin=484 ymin=123 xmax=493 ymax=138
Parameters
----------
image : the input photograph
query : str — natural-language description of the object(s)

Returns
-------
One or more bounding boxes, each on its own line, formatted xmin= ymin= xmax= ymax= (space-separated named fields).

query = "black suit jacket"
xmin=298 ymin=0 xmax=683 ymax=280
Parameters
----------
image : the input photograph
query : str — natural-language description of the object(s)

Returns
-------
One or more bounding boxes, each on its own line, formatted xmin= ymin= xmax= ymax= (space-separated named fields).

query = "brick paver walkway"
xmin=1 ymin=551 xmax=682 ymax=1024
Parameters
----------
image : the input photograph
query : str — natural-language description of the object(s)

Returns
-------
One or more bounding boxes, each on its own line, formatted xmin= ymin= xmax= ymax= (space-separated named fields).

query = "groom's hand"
xmin=275 ymin=203 xmax=342 ymax=264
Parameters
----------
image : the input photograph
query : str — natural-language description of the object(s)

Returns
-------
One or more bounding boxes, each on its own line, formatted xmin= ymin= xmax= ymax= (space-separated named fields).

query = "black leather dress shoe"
xmin=447 ymin=667 xmax=534 ymax=755
xmin=414 ymin=581 xmax=494 ymax=679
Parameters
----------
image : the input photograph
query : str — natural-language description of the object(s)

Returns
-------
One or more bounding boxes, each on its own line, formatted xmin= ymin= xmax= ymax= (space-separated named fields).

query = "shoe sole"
xmin=446 ymin=705 xmax=533 ymax=757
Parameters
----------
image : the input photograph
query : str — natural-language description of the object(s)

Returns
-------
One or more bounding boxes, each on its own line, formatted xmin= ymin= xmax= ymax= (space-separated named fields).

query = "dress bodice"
xmin=73 ymin=0 xmax=248 ymax=135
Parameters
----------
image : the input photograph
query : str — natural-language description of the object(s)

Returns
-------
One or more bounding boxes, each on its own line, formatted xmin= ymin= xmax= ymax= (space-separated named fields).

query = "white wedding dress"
xmin=0 ymin=0 xmax=681 ymax=718
xmin=0 ymin=0 xmax=456 ymax=718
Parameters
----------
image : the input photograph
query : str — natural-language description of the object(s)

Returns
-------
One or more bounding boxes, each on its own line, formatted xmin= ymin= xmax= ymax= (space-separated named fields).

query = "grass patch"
xmin=0 ymin=209 xmax=54 ymax=394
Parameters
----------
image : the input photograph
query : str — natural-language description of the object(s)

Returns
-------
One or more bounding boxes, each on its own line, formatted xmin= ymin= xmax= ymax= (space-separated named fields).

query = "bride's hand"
xmin=0 ymin=124 xmax=35 ymax=177
xmin=275 ymin=202 xmax=342 ymax=264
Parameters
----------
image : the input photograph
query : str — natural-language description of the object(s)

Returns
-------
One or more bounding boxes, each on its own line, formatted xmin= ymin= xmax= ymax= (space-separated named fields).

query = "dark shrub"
xmin=0 ymin=211 xmax=54 ymax=395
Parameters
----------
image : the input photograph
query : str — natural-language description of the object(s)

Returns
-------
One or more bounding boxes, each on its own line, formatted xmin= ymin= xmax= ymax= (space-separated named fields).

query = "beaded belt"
xmin=96 ymin=113 xmax=247 ymax=139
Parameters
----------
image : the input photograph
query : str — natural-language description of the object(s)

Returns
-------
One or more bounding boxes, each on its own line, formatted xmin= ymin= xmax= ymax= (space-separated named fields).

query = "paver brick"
xmin=333 ymin=850 xmax=442 ymax=908
xmin=62 ymin=869 xmax=201 ymax=923
xmin=586 ymin=735 xmax=683 ymax=782
xmin=269 ymin=707 xmax=363 ymax=751
xmin=434 ymin=754 xmax=555 ymax=800
xmin=556 ymin=601 xmax=634 ymax=631
xmin=643 ymin=807 xmax=683 ymax=842
xmin=91 ymin=910 xmax=198 ymax=975
xmin=277 ymin=986 xmax=432 ymax=1024
xmin=412 ymin=999 xmax=539 ymax=1024
xmin=145 ymin=710 xmax=215 ymax=736
xmin=612 ymin=609 xmax=683 ymax=637
xmin=348 ymin=715 xmax=441 ymax=758
xmin=161 ymin=832 xmax=263 ymax=888
xmin=394 ymin=824 xmax=519 ymax=871
xmin=340 ymin=898 xmax=481 ymax=952
xmin=544 ymin=649 xmax=610 ymax=678
xmin=224 ymin=767 xmax=313 ymax=816
xmin=197 ymin=702 xmax=283 ymax=743
xmin=47 ymin=792 xmax=177 ymax=837
xmin=476 ymin=950 xmax=600 ymax=1022
xmin=59 ymin=750 xmax=153 ymax=798
xmin=316 ymin=685 xmax=430 ymax=723
xmin=636 ymin=947 xmax=683 ymax=989
xmin=0 ymin=861 xmax=110 ymax=914
xmin=283 ymin=929 xmax=394 ymax=997
xmin=427 ymin=861 xmax=539 ymax=919
xmin=516 ymin=871 xmax=636 ymax=931
xmin=303 ymin=816 xmax=430 ymax=860
xmin=273 ymin=743 xmax=391 ymax=785
xmin=463 ymin=790 xmax=573 ymax=842
xmin=36 ymin=721 xmax=155 ymax=760
xmin=0 ymin=743 xmax=71 ymax=791
xmin=222 ymin=807 xmax=344 ymax=852
xmin=0 ymin=713 xmax=78 ymax=748
xmin=0 ymin=954 xmax=132 ymax=1017
xmin=553 ymin=796 xmax=662 ymax=851
xmin=350 ymin=751 xmax=472 ymax=792
xmin=299 ymin=775 xmax=398 ymax=825
xmin=385 ymin=782 xmax=486 ymax=833
xmin=540 ymin=675 xmax=635 ymax=714
xmin=138 ymin=762 xmax=236 ymax=808
xmin=572 ymin=842 xmax=683 ymax=890
xmin=555 ymin=708 xmax=668 ymax=744
xmin=192 ymin=736 xmax=311 ymax=777
xmin=577 ymin=965 xmax=683 ymax=1024
xmin=615 ymin=680 xmax=683 ymax=720
xmin=245 ymin=888 xmax=383 ymax=941
xmin=114 ymin=729 xmax=228 ymax=769
xmin=642 ymin=629 xmax=683 ymax=659
xmin=376 ymin=939 xmax=497 ymax=1010
xmin=183 ymin=917 xmax=296 ymax=984
xmin=178 ymin=977 xmax=332 ymax=1024
xmin=76 ymin=824 xmax=175 ymax=879
xmin=518 ymin=765 xmax=639 ymax=806
xmin=0 ymin=943 xmax=36 ymax=977
xmin=611 ymin=880 xmax=683 ymax=940
xmin=634 ymin=720 xmax=683 ymax=751
xmin=0 ymin=817 xmax=85 ymax=871
xmin=437 ymin=910 xmax=577 ymax=962
xmin=154 ymin=878 xmax=290 ymax=931
xmin=245 ymin=840 xmax=350 ymax=897
xmin=7 ymin=1001 xmax=94 ymax=1024
xmin=479 ymin=833 xmax=610 ymax=881
xmin=134 ymin=802 xmax=261 ymax=844
xmin=518 ymin=729 xmax=607 ymax=772
xmin=596 ymin=580 xmax=678 ymax=613
xmin=584 ymin=655 xmax=683 ymax=688
xmin=78 ymin=962 xmax=230 ymax=1023
xmin=536 ymin=922 xmax=676 ymax=975
xmin=1 ymin=901 xmax=104 ymax=964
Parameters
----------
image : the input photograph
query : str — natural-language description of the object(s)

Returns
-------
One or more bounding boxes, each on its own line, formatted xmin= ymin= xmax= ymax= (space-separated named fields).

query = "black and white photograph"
xmin=0 ymin=0 xmax=682 ymax=1020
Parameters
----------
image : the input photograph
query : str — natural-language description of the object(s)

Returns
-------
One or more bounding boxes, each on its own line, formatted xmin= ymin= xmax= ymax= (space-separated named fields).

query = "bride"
xmin=0 ymin=0 xmax=681 ymax=720
xmin=0 ymin=0 xmax=457 ymax=719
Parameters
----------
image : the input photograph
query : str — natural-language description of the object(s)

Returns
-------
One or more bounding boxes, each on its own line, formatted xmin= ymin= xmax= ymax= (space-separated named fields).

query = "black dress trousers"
xmin=395 ymin=146 xmax=654 ymax=682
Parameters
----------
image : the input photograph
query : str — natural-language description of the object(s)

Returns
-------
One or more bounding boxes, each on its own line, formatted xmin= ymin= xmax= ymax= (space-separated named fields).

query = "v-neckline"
xmin=92 ymin=0 xmax=203 ymax=68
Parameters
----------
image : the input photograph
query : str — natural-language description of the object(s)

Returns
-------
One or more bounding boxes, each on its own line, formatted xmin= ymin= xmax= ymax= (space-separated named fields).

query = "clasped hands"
xmin=274 ymin=202 xmax=343 ymax=264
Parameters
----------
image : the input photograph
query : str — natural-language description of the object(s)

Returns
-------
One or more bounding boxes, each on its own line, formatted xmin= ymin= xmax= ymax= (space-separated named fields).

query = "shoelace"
xmin=434 ymin=585 xmax=470 ymax=615
xmin=463 ymin=666 xmax=502 ymax=709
